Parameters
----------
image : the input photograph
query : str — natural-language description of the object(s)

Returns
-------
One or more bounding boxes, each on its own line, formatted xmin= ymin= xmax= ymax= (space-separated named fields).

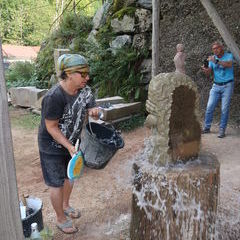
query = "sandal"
xmin=56 ymin=219 xmax=78 ymax=234
xmin=64 ymin=207 xmax=81 ymax=219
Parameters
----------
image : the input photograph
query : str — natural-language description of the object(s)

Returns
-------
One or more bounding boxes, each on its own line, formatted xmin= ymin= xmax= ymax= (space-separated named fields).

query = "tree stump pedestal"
xmin=130 ymin=152 xmax=220 ymax=240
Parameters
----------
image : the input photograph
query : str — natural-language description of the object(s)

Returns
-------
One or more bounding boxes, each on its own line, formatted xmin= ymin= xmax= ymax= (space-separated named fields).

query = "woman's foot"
xmin=56 ymin=219 xmax=78 ymax=234
xmin=64 ymin=206 xmax=81 ymax=219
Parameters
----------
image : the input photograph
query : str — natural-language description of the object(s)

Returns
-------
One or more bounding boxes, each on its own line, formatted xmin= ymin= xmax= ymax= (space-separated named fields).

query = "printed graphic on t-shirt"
xmin=52 ymin=87 xmax=94 ymax=149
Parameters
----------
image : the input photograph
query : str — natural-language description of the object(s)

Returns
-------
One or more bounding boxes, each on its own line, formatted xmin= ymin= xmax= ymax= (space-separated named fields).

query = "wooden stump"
xmin=130 ymin=152 xmax=220 ymax=240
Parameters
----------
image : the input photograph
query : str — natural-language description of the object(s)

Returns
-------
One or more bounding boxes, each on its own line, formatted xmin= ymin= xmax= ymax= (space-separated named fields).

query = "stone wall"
xmin=157 ymin=0 xmax=240 ymax=109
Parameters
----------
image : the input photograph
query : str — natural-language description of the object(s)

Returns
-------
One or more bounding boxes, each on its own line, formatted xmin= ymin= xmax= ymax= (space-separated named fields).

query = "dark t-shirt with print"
xmin=38 ymin=83 xmax=96 ymax=155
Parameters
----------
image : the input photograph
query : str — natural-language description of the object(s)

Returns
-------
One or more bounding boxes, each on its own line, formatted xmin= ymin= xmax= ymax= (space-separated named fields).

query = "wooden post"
xmin=0 ymin=41 xmax=24 ymax=239
xmin=200 ymin=0 xmax=240 ymax=64
xmin=152 ymin=0 xmax=160 ymax=77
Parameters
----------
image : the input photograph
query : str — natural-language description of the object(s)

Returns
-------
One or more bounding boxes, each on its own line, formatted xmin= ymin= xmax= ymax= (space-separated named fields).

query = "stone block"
xmin=9 ymin=87 xmax=47 ymax=108
xmin=96 ymin=96 xmax=124 ymax=106
xmin=101 ymin=102 xmax=141 ymax=121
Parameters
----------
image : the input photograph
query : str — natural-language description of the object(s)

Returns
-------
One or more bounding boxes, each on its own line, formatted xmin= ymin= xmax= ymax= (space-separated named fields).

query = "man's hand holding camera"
xmin=201 ymin=57 xmax=212 ymax=75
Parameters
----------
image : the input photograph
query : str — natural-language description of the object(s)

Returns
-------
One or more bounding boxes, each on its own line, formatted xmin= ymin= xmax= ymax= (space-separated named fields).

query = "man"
xmin=202 ymin=41 xmax=234 ymax=138
xmin=38 ymin=54 xmax=99 ymax=234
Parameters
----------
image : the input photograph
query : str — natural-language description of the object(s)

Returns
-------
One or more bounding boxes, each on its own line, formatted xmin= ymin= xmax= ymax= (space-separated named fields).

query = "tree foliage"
xmin=5 ymin=61 xmax=36 ymax=88
xmin=0 ymin=0 xmax=102 ymax=45
xmin=0 ymin=0 xmax=55 ymax=45
xmin=34 ymin=12 xmax=93 ymax=88
xmin=4 ymin=1 xmax=148 ymax=102
xmin=34 ymin=8 xmax=149 ymax=102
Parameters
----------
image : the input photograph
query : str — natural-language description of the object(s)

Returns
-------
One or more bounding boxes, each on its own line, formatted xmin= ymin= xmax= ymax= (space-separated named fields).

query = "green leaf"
xmin=135 ymin=87 xmax=140 ymax=100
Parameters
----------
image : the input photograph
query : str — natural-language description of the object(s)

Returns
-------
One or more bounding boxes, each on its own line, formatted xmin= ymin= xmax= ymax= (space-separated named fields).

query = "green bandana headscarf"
xmin=57 ymin=54 xmax=89 ymax=75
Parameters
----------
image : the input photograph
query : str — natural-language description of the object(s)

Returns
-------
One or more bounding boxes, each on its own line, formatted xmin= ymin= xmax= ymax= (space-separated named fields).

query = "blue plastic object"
xmin=67 ymin=151 xmax=84 ymax=180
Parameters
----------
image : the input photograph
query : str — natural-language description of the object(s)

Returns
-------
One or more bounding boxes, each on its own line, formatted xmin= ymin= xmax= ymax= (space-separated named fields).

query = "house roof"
xmin=2 ymin=44 xmax=40 ymax=60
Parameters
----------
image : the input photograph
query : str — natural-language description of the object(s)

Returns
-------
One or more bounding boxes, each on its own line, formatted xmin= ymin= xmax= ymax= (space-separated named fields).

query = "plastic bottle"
xmin=30 ymin=222 xmax=42 ymax=240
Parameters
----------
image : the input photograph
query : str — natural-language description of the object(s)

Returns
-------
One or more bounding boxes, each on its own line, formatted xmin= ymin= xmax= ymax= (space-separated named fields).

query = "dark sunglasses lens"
xmin=77 ymin=72 xmax=89 ymax=77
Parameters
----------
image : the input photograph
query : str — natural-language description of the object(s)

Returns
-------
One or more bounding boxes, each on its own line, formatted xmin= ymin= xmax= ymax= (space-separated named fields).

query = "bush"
xmin=5 ymin=61 xmax=36 ymax=88
xmin=88 ymin=45 xmax=148 ymax=101
xmin=34 ymin=12 xmax=93 ymax=89
xmin=34 ymin=9 xmax=149 ymax=102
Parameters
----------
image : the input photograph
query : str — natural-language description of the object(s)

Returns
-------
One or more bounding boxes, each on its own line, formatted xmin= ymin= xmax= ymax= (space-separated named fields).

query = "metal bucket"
xmin=22 ymin=196 xmax=43 ymax=238
xmin=80 ymin=122 xmax=124 ymax=169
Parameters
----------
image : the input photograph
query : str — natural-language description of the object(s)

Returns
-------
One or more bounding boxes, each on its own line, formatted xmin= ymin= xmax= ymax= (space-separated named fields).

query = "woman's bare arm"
xmin=45 ymin=119 xmax=76 ymax=156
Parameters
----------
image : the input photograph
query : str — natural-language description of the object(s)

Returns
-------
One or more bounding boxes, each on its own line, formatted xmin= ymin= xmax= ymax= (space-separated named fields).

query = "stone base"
xmin=130 ymin=152 xmax=220 ymax=240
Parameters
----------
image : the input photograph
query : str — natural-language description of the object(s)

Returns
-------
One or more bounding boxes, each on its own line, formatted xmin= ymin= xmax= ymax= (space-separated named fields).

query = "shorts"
xmin=39 ymin=151 xmax=71 ymax=187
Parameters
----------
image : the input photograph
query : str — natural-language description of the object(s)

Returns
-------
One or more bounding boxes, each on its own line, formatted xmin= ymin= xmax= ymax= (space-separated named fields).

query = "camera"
xmin=203 ymin=59 xmax=209 ymax=68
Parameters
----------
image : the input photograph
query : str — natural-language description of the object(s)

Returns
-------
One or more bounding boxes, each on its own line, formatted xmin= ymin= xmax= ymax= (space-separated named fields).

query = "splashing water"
xmin=132 ymin=137 xmax=240 ymax=239
xmin=131 ymin=137 xmax=220 ymax=239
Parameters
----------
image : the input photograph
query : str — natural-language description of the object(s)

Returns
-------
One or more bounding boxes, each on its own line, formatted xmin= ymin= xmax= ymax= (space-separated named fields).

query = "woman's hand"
xmin=88 ymin=107 xmax=100 ymax=120
xmin=67 ymin=145 xmax=77 ymax=157
xmin=45 ymin=119 xmax=77 ymax=157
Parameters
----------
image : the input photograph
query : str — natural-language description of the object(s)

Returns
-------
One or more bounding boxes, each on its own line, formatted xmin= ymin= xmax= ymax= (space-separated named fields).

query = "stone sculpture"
xmin=145 ymin=72 xmax=201 ymax=165
xmin=174 ymin=43 xmax=186 ymax=74
xmin=130 ymin=72 xmax=220 ymax=240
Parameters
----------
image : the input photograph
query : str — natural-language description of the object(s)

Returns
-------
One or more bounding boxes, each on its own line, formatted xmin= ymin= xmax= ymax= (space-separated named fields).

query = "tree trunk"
xmin=73 ymin=0 xmax=76 ymax=14
xmin=0 ymin=41 xmax=24 ymax=239
xmin=130 ymin=152 xmax=220 ymax=240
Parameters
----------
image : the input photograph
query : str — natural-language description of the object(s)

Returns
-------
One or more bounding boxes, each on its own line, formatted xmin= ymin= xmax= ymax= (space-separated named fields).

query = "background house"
xmin=2 ymin=44 xmax=40 ymax=69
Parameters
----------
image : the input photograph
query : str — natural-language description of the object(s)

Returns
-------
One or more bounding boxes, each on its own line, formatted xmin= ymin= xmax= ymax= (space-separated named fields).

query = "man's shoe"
xmin=202 ymin=128 xmax=210 ymax=134
xmin=218 ymin=128 xmax=225 ymax=138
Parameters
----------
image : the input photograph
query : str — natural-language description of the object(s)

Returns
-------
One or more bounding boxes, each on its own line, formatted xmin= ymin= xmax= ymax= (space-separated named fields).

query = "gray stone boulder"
xmin=140 ymin=59 xmax=152 ymax=73
xmin=87 ymin=29 xmax=99 ymax=45
xmin=93 ymin=2 xmax=111 ymax=30
xmin=110 ymin=35 xmax=132 ymax=53
xmin=111 ymin=15 xmax=135 ymax=33
xmin=137 ymin=0 xmax=152 ymax=9
xmin=139 ymin=59 xmax=152 ymax=84
xmin=9 ymin=87 xmax=47 ymax=109
xmin=132 ymin=33 xmax=146 ymax=50
xmin=135 ymin=8 xmax=152 ymax=33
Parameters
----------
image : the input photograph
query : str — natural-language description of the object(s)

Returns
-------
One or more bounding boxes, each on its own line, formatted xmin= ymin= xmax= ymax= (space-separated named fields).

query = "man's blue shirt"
xmin=209 ymin=52 xmax=234 ymax=83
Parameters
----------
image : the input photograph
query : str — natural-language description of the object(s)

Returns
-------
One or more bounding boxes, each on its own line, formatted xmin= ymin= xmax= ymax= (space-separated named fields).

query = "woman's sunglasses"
xmin=76 ymin=71 xmax=89 ymax=78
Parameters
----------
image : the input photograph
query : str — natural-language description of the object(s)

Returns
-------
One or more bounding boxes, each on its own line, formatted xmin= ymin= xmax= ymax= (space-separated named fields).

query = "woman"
xmin=38 ymin=54 xmax=99 ymax=234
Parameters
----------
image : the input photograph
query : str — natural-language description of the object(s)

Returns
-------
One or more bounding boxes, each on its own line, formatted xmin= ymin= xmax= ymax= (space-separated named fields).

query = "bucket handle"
xmin=87 ymin=107 xmax=104 ymax=137
xmin=88 ymin=116 xmax=95 ymax=137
